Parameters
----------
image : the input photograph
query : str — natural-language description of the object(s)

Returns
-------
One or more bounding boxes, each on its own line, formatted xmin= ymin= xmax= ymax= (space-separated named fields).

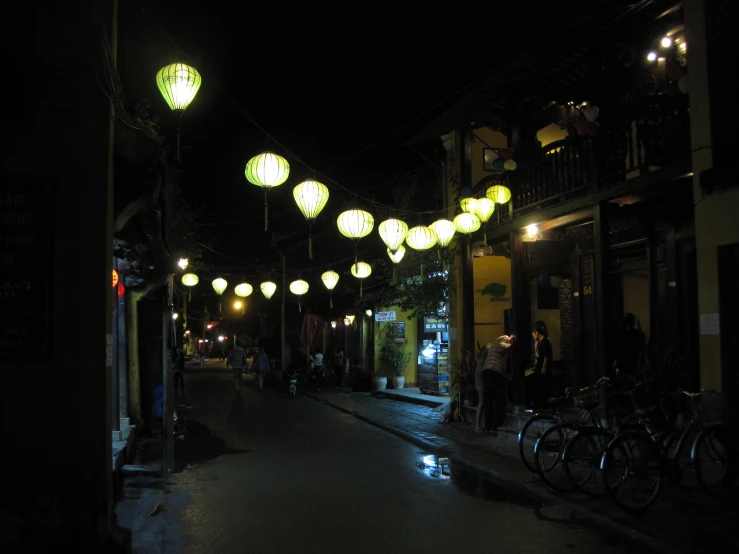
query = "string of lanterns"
xmin=157 ymin=61 xmax=515 ymax=309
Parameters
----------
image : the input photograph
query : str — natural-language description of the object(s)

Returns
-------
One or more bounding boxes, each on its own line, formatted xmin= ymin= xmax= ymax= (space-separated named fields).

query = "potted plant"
xmin=378 ymin=324 xmax=412 ymax=390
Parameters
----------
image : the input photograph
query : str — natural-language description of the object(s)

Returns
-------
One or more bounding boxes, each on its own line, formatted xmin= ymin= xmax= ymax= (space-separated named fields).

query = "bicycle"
xmin=532 ymin=376 xmax=614 ymax=491
xmin=518 ymin=388 xmax=577 ymax=473
xmin=600 ymin=384 xmax=737 ymax=513
xmin=561 ymin=375 xmax=639 ymax=496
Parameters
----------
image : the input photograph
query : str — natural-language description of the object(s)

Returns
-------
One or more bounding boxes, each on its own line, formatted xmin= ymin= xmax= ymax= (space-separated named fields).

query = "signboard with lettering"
xmin=391 ymin=321 xmax=406 ymax=343
xmin=0 ymin=180 xmax=54 ymax=361
xmin=424 ymin=317 xmax=448 ymax=332
xmin=374 ymin=311 xmax=396 ymax=322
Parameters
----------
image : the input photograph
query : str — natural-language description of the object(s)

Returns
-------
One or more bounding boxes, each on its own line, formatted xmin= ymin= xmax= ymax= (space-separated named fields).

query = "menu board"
xmin=0 ymin=180 xmax=54 ymax=361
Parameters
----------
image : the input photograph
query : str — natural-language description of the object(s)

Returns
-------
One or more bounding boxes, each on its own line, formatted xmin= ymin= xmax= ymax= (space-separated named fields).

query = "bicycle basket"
xmin=574 ymin=385 xmax=602 ymax=409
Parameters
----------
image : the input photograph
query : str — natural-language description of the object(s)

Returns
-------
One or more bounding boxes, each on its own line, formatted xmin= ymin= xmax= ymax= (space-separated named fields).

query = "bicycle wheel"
xmin=534 ymin=422 xmax=579 ymax=491
xmin=692 ymin=424 xmax=739 ymax=496
xmin=563 ymin=429 xmax=613 ymax=496
xmin=601 ymin=431 xmax=664 ymax=513
xmin=518 ymin=414 xmax=556 ymax=473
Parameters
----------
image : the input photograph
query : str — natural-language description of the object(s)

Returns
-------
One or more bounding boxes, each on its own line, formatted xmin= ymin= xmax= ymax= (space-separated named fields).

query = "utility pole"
xmin=279 ymin=252 xmax=287 ymax=373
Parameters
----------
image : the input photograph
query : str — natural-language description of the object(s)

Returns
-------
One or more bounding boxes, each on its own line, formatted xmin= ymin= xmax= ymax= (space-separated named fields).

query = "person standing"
xmin=174 ymin=347 xmax=185 ymax=392
xmin=227 ymin=340 xmax=248 ymax=392
xmin=253 ymin=346 xmax=270 ymax=390
xmin=333 ymin=349 xmax=344 ymax=389
xmin=481 ymin=335 xmax=516 ymax=436
xmin=527 ymin=321 xmax=552 ymax=410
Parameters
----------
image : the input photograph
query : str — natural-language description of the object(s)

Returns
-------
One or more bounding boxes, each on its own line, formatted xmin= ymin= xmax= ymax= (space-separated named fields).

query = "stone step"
xmin=121 ymin=424 xmax=135 ymax=441
xmin=121 ymin=463 xmax=162 ymax=476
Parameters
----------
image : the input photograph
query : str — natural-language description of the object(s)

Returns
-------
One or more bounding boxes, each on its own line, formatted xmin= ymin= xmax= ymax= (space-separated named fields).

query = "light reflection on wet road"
xmin=124 ymin=366 xmax=653 ymax=554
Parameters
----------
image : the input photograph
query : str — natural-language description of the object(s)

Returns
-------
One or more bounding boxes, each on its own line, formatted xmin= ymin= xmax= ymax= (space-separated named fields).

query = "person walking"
xmin=253 ymin=346 xmax=270 ymax=390
xmin=227 ymin=340 xmax=248 ymax=392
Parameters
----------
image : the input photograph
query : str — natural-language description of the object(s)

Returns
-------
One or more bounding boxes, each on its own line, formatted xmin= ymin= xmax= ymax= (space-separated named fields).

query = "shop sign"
xmin=424 ymin=317 xmax=448 ymax=332
xmin=392 ymin=321 xmax=406 ymax=343
xmin=375 ymin=311 xmax=396 ymax=322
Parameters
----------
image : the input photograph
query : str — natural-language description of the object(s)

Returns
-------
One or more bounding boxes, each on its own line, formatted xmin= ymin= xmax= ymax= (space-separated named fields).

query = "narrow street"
xmin=117 ymin=363 xmax=654 ymax=554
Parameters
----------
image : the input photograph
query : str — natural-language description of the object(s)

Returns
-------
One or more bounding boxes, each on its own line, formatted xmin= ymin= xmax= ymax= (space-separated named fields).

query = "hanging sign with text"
xmin=0 ymin=180 xmax=54 ymax=361
xmin=374 ymin=311 xmax=396 ymax=322
xmin=424 ymin=317 xmax=448 ymax=333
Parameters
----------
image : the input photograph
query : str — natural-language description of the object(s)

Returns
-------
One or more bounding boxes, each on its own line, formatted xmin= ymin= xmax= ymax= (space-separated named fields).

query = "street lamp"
xmin=178 ymin=258 xmax=188 ymax=270
xmin=155 ymin=63 xmax=202 ymax=161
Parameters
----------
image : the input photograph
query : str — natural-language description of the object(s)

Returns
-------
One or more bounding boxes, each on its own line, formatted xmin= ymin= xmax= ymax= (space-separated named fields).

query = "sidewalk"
xmin=303 ymin=387 xmax=737 ymax=554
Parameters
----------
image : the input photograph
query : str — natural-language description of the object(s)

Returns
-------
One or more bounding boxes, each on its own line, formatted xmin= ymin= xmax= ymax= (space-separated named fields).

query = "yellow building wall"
xmin=536 ymin=123 xmax=568 ymax=147
xmin=621 ymin=272 xmax=650 ymax=341
xmin=685 ymin=0 xmax=738 ymax=392
xmin=373 ymin=306 xmax=418 ymax=384
xmin=473 ymin=256 xmax=512 ymax=351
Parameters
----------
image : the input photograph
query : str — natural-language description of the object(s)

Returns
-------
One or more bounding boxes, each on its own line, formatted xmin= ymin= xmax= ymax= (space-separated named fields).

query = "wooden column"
xmin=509 ymin=231 xmax=528 ymax=407
xmin=571 ymin=245 xmax=583 ymax=389
xmin=461 ymin=129 xmax=475 ymax=354
xmin=593 ymin=202 xmax=610 ymax=377
xmin=665 ymin=227 xmax=679 ymax=342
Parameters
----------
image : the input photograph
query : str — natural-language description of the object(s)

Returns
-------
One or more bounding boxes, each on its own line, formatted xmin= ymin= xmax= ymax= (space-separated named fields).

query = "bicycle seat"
xmin=547 ymin=395 xmax=568 ymax=406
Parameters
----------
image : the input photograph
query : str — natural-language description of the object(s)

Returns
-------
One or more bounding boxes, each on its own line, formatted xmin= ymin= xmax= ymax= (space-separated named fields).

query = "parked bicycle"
xmin=600 ymin=382 xmax=737 ymax=513
xmin=532 ymin=376 xmax=615 ymax=491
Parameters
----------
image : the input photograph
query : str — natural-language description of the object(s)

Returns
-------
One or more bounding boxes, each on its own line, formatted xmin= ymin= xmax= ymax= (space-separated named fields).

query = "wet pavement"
xmin=117 ymin=364 xmax=661 ymax=553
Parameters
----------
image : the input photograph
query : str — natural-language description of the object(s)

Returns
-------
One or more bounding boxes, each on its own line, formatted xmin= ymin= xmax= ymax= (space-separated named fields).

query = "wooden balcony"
xmin=490 ymin=94 xmax=691 ymax=218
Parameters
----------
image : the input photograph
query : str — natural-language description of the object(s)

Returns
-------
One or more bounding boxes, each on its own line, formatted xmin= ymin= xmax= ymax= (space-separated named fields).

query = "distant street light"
xmin=178 ymin=258 xmax=188 ymax=270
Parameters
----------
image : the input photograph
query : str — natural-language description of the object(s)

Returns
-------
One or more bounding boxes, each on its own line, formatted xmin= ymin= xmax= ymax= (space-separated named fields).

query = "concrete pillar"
xmin=684 ymin=0 xmax=739 ymax=392
xmin=127 ymin=291 xmax=142 ymax=424
xmin=117 ymin=292 xmax=128 ymax=419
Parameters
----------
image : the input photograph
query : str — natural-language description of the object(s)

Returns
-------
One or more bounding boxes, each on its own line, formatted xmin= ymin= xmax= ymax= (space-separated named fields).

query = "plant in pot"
xmin=378 ymin=324 xmax=412 ymax=390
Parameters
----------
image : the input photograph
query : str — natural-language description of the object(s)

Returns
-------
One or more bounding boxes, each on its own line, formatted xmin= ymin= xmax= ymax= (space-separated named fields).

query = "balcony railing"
xmin=492 ymin=94 xmax=691 ymax=216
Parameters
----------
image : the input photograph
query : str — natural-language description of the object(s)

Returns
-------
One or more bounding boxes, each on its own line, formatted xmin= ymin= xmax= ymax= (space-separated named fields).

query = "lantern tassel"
xmin=298 ymin=298 xmax=302 ymax=313
xmin=188 ymin=290 xmax=191 ymax=302
xmin=330 ymin=292 xmax=333 ymax=309
xmin=360 ymin=280 xmax=363 ymax=297
xmin=308 ymin=228 xmax=313 ymax=260
xmin=437 ymin=247 xmax=441 ymax=261
xmin=484 ymin=229 xmax=488 ymax=247
xmin=264 ymin=191 xmax=269 ymax=232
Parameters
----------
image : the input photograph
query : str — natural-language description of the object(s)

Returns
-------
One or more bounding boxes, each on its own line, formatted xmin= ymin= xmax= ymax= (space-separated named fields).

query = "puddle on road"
xmin=447 ymin=461 xmax=549 ymax=507
xmin=174 ymin=420 xmax=250 ymax=472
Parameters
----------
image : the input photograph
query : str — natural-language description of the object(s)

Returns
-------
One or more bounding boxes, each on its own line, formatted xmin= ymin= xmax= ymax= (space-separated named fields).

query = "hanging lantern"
xmin=430 ymin=219 xmax=456 ymax=271
xmin=321 ymin=270 xmax=340 ymax=308
xmin=454 ymin=213 xmax=481 ymax=258
xmin=486 ymin=185 xmax=512 ymax=204
xmin=182 ymin=272 xmax=199 ymax=301
xmin=212 ymin=277 xmax=228 ymax=314
xmin=234 ymin=283 xmax=253 ymax=298
xmin=289 ymin=279 xmax=310 ymax=312
xmin=260 ymin=281 xmax=277 ymax=300
xmin=245 ymin=152 xmax=291 ymax=231
xmin=503 ymin=159 xmax=518 ymax=171
xmin=387 ymin=245 xmax=405 ymax=284
xmin=337 ymin=209 xmax=374 ymax=263
xmin=460 ymin=197 xmax=477 ymax=214
xmin=293 ymin=180 xmax=329 ymax=259
xmin=112 ymin=270 xmax=119 ymax=288
xmin=351 ymin=262 xmax=372 ymax=297
xmin=472 ymin=197 xmax=496 ymax=246
xmin=155 ymin=63 xmax=202 ymax=113
xmin=378 ymin=218 xmax=408 ymax=253
xmin=405 ymin=226 xmax=437 ymax=251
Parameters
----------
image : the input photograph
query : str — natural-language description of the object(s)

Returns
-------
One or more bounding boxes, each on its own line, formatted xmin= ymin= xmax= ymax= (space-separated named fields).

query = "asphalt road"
xmin=119 ymin=363 xmax=655 ymax=554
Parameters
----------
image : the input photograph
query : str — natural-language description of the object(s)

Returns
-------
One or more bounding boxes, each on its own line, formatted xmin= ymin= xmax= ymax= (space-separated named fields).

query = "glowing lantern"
xmin=430 ymin=219 xmax=456 ymax=270
xmin=460 ymin=197 xmax=477 ymax=214
xmin=260 ymin=281 xmax=277 ymax=300
xmin=293 ymin=180 xmax=329 ymax=259
xmin=289 ymin=279 xmax=310 ymax=312
xmin=405 ymin=226 xmax=437 ymax=251
xmin=234 ymin=283 xmax=253 ymax=298
xmin=117 ymin=282 xmax=126 ymax=298
xmin=212 ymin=277 xmax=227 ymax=314
xmin=245 ymin=152 xmax=291 ymax=231
xmin=378 ymin=218 xmax=408 ymax=253
xmin=321 ymin=270 xmax=340 ymax=308
xmin=454 ymin=213 xmax=481 ymax=258
xmin=155 ymin=63 xmax=202 ymax=113
xmin=504 ymin=159 xmax=517 ymax=171
xmin=387 ymin=245 xmax=405 ymax=284
xmin=351 ymin=262 xmax=372 ymax=297
xmin=486 ymin=185 xmax=512 ymax=205
xmin=112 ymin=270 xmax=118 ymax=288
xmin=181 ymin=272 xmax=199 ymax=300
xmin=337 ymin=209 xmax=374 ymax=262
xmin=472 ymin=197 xmax=496 ymax=246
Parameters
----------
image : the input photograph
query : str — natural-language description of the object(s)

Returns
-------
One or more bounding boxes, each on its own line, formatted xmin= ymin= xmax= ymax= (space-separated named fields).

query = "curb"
xmin=305 ymin=391 xmax=681 ymax=554
xmin=370 ymin=390 xmax=446 ymax=409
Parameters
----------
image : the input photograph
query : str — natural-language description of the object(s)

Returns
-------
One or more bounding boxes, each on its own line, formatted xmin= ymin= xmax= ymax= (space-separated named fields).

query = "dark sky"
xmin=119 ymin=1 xmax=591 ymax=284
